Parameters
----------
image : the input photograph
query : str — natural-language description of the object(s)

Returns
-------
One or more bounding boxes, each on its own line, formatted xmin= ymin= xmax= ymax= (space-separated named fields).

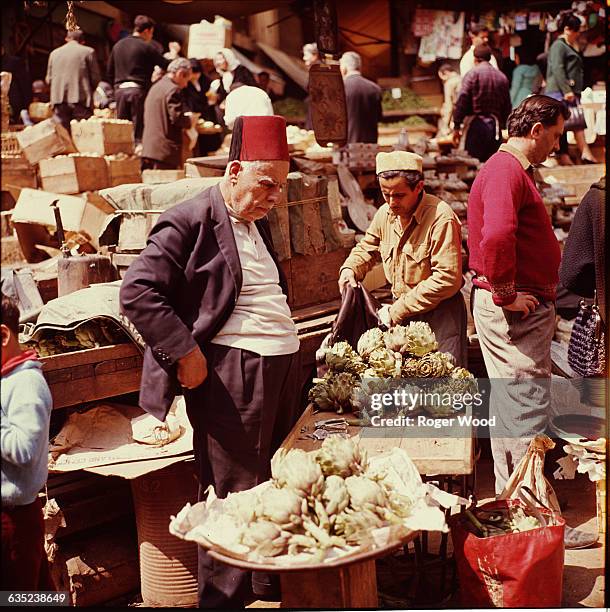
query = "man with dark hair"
xmin=460 ymin=24 xmax=499 ymax=75
xmin=339 ymin=51 xmax=382 ymax=144
xmin=1 ymin=293 xmax=54 ymax=591
xmin=453 ymin=43 xmax=511 ymax=162
xmin=120 ymin=116 xmax=301 ymax=607
xmin=107 ymin=14 xmax=169 ymax=145
xmin=141 ymin=57 xmax=192 ymax=170
xmin=45 ymin=29 xmax=100 ymax=132
xmin=339 ymin=151 xmax=467 ymax=364
xmin=467 ymin=94 xmax=569 ymax=494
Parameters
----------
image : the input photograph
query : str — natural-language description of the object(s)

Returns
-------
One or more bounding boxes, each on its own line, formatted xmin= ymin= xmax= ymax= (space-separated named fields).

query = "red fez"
xmin=228 ymin=115 xmax=290 ymax=162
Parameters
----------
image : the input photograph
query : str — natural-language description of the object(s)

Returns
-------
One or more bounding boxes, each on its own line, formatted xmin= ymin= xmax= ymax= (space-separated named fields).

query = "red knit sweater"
xmin=467 ymin=150 xmax=561 ymax=306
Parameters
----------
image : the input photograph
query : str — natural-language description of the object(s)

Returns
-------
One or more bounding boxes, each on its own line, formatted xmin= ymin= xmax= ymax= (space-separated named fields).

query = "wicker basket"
xmin=1 ymin=132 xmax=22 ymax=157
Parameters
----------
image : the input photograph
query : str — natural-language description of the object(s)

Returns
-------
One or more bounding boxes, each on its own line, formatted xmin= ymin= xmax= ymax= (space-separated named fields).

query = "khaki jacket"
xmin=341 ymin=193 xmax=462 ymax=323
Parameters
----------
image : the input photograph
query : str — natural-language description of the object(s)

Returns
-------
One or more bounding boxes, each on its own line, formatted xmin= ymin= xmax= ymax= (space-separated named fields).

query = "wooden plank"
xmin=280 ymin=559 xmax=377 ymax=608
xmin=48 ymin=367 xmax=142 ymax=409
xmin=15 ymin=119 xmax=76 ymax=165
xmin=39 ymin=156 xmax=109 ymax=194
xmin=41 ymin=343 xmax=139 ymax=372
xmin=291 ymin=299 xmax=341 ymax=323
xmin=282 ymin=405 xmax=474 ymax=476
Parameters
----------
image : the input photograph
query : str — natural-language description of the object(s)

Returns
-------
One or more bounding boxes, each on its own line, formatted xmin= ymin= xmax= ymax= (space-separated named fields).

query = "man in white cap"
xmin=339 ymin=151 xmax=467 ymax=364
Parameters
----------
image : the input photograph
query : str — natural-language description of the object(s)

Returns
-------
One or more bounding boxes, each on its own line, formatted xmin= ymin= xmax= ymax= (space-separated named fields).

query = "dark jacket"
xmin=119 ymin=184 xmax=288 ymax=421
xmin=107 ymin=35 xmax=169 ymax=89
xmin=559 ymin=177 xmax=606 ymax=323
xmin=545 ymin=37 xmax=584 ymax=96
xmin=183 ymin=75 xmax=215 ymax=121
xmin=45 ymin=40 xmax=101 ymax=108
xmin=141 ymin=75 xmax=191 ymax=167
xmin=343 ymin=73 xmax=382 ymax=144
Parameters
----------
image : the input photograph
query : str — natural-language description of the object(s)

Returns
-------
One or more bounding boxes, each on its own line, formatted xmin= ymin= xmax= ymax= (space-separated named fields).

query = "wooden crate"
xmin=71 ymin=119 xmax=135 ymax=155
xmin=15 ymin=118 xmax=76 ymax=165
xmin=141 ymin=169 xmax=186 ymax=184
xmin=39 ymin=155 xmax=109 ymax=194
xmin=42 ymin=343 xmax=142 ymax=409
xmin=1 ymin=155 xmax=37 ymax=191
xmin=280 ymin=248 xmax=350 ymax=309
xmin=105 ymin=155 xmax=142 ymax=187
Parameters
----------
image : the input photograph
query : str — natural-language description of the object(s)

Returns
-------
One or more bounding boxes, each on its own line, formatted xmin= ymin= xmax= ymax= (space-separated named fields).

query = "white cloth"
xmin=224 ymin=86 xmax=274 ymax=129
xmin=459 ymin=46 xmax=499 ymax=76
xmin=217 ymin=47 xmax=240 ymax=94
xmin=213 ymin=217 xmax=299 ymax=356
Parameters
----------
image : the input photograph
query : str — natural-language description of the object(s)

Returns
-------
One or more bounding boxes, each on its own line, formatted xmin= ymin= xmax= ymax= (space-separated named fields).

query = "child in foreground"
xmin=1 ymin=292 xmax=54 ymax=590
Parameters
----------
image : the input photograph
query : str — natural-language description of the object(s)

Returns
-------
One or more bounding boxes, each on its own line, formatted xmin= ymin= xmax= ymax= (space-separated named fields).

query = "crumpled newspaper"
xmin=554 ymin=438 xmax=606 ymax=483
xmin=131 ymin=412 xmax=181 ymax=447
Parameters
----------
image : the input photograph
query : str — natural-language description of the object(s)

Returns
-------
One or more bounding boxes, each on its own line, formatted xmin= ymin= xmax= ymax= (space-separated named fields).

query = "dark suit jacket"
xmin=141 ymin=75 xmax=191 ymax=167
xmin=119 ymin=184 xmax=289 ymax=421
xmin=344 ymin=73 xmax=382 ymax=144
xmin=1 ymin=54 xmax=32 ymax=121
xmin=45 ymin=41 xmax=101 ymax=108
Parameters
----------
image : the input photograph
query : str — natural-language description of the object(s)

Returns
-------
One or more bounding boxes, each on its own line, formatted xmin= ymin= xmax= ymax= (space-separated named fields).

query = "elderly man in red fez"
xmin=120 ymin=116 xmax=299 ymax=607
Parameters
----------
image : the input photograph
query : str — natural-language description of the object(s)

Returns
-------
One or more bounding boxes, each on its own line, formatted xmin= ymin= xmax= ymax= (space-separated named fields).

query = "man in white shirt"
xmin=459 ymin=24 xmax=499 ymax=76
xmin=120 ymin=115 xmax=300 ymax=607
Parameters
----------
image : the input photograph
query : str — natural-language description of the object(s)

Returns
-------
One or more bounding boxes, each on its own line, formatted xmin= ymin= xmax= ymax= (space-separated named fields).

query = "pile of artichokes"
xmin=309 ymin=322 xmax=477 ymax=415
xmin=224 ymin=437 xmax=413 ymax=560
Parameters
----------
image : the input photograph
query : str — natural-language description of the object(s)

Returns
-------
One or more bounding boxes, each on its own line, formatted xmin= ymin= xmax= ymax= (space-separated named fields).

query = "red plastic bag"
xmin=450 ymin=499 xmax=565 ymax=608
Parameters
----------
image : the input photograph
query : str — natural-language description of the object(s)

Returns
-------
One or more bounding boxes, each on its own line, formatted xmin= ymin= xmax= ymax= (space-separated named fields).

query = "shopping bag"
xmin=564 ymin=101 xmax=587 ymax=131
xmin=315 ymin=283 xmax=381 ymax=376
xmin=450 ymin=498 xmax=565 ymax=608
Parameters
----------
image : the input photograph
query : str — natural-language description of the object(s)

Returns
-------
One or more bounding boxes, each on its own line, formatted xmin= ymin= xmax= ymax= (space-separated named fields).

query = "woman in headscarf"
xmin=212 ymin=48 xmax=256 ymax=103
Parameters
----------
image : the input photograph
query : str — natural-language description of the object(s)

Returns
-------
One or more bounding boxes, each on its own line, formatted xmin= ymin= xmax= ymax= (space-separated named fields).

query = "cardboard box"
xmin=188 ymin=17 xmax=232 ymax=59
xmin=10 ymin=188 xmax=115 ymax=250
xmin=142 ymin=169 xmax=185 ymax=184
xmin=105 ymin=155 xmax=142 ymax=187
xmin=39 ymin=155 xmax=109 ymax=194
xmin=71 ymin=119 xmax=135 ymax=155
xmin=15 ymin=119 xmax=76 ymax=165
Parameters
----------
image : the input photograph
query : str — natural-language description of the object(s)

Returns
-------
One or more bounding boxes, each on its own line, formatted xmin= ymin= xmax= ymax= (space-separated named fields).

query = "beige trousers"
xmin=473 ymin=288 xmax=556 ymax=493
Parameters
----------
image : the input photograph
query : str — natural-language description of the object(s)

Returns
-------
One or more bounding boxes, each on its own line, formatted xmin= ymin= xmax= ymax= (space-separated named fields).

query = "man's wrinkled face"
xmin=532 ymin=117 xmax=565 ymax=164
xmin=173 ymin=68 xmax=192 ymax=89
xmin=229 ymin=161 xmax=289 ymax=221
xmin=303 ymin=50 xmax=318 ymax=67
xmin=379 ymin=176 xmax=424 ymax=218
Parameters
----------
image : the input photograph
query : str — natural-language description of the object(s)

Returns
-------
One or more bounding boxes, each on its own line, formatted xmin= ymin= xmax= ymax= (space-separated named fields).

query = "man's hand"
xmin=564 ymin=91 xmax=576 ymax=103
xmin=452 ymin=129 xmax=461 ymax=147
xmin=177 ymin=346 xmax=208 ymax=389
xmin=503 ymin=292 xmax=539 ymax=319
xmin=338 ymin=268 xmax=357 ymax=292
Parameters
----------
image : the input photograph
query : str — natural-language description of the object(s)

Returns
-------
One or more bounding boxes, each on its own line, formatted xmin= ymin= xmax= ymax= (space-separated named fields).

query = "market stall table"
xmin=280 ymin=403 xmax=476 ymax=604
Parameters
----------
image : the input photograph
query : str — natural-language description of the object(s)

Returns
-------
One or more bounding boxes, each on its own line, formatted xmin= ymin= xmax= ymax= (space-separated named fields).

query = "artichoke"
xmin=260 ymin=486 xmax=304 ymax=528
xmin=344 ymin=475 xmax=387 ymax=511
xmin=326 ymin=372 xmax=359 ymax=414
xmin=271 ymin=448 xmax=324 ymax=497
xmin=325 ymin=341 xmax=365 ymax=374
xmin=451 ymin=367 xmax=473 ymax=380
xmin=357 ymin=327 xmax=385 ymax=358
xmin=383 ymin=325 xmax=411 ymax=353
xmin=508 ymin=508 xmax=540 ymax=533
xmin=412 ymin=351 xmax=454 ymax=378
xmin=334 ymin=508 xmax=384 ymax=543
xmin=321 ymin=475 xmax=350 ymax=516
xmin=401 ymin=357 xmax=420 ymax=378
xmin=402 ymin=321 xmax=438 ymax=357
xmin=224 ymin=490 xmax=259 ymax=524
xmin=368 ymin=347 xmax=400 ymax=378
xmin=308 ymin=379 xmax=333 ymax=411
xmin=315 ymin=437 xmax=368 ymax=479
xmin=240 ymin=520 xmax=288 ymax=557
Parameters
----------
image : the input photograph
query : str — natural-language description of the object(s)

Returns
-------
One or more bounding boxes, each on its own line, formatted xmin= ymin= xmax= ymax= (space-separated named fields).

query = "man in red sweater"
xmin=467 ymin=95 xmax=569 ymax=493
